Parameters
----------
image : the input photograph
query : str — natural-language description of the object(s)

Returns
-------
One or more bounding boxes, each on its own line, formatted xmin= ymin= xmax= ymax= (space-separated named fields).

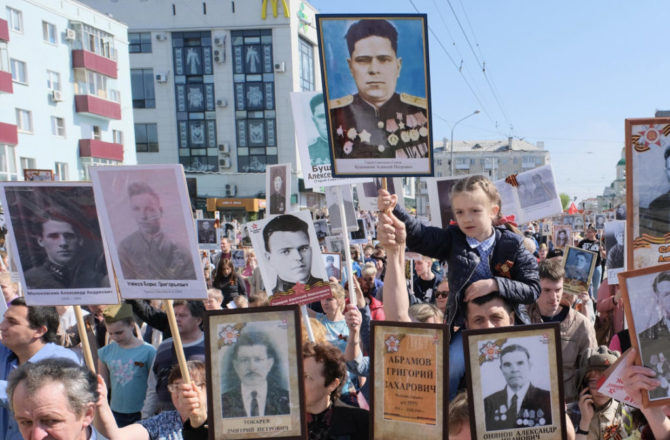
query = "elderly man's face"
xmin=500 ymin=350 xmax=531 ymax=390
xmin=233 ymin=344 xmax=274 ymax=388
xmin=312 ymin=103 xmax=328 ymax=140
xmin=347 ymin=35 xmax=401 ymax=107
xmin=265 ymin=231 xmax=312 ymax=284
xmin=654 ymin=279 xmax=670 ymax=319
xmin=12 ymin=380 xmax=94 ymax=440
xmin=38 ymin=220 xmax=81 ymax=266
xmin=130 ymin=193 xmax=162 ymax=235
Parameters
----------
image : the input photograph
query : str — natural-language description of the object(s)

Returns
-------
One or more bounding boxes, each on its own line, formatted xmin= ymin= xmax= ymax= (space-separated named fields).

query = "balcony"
xmin=0 ymin=19 xmax=8 ymax=42
xmin=79 ymin=139 xmax=123 ymax=161
xmin=0 ymin=122 xmax=18 ymax=145
xmin=0 ymin=70 xmax=12 ymax=93
xmin=75 ymin=95 xmax=121 ymax=120
xmin=72 ymin=50 xmax=117 ymax=78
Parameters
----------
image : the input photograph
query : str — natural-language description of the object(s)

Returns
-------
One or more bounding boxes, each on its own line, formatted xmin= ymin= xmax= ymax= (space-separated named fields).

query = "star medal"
xmin=400 ymin=131 xmax=411 ymax=143
xmin=388 ymin=133 xmax=399 ymax=146
xmin=359 ymin=129 xmax=371 ymax=143
xmin=347 ymin=128 xmax=357 ymax=140
xmin=398 ymin=122 xmax=405 ymax=129
xmin=343 ymin=141 xmax=353 ymax=155
xmin=410 ymin=129 xmax=420 ymax=141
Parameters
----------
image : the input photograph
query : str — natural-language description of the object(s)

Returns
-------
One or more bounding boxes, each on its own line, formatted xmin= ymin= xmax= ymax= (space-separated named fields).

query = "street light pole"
xmin=450 ymin=110 xmax=480 ymax=176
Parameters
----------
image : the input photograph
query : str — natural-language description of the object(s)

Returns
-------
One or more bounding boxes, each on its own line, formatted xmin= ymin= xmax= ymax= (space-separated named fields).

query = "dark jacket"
xmin=484 ymin=384 xmax=552 ymax=430
xmin=411 ymin=271 xmax=443 ymax=304
xmin=213 ymin=276 xmax=246 ymax=306
xmin=221 ymin=383 xmax=290 ymax=417
xmin=394 ymin=206 xmax=540 ymax=328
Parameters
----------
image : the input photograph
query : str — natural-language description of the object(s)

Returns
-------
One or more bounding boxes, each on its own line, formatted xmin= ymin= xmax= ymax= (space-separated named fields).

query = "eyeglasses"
xmin=435 ymin=291 xmax=449 ymax=298
xmin=167 ymin=383 xmax=206 ymax=393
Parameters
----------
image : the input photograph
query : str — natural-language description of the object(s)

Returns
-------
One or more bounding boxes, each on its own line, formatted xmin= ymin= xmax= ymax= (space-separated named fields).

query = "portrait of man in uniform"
xmin=318 ymin=15 xmax=432 ymax=176
xmin=635 ymin=270 xmax=670 ymax=400
xmin=118 ymin=181 xmax=197 ymax=280
xmin=197 ymin=219 xmax=217 ymax=245
xmin=221 ymin=331 xmax=290 ymax=418
xmin=308 ymin=94 xmax=330 ymax=166
xmin=483 ymin=344 xmax=552 ymax=430
xmin=564 ymin=250 xmax=594 ymax=284
xmin=267 ymin=165 xmax=288 ymax=215
xmin=639 ymin=145 xmax=670 ymax=237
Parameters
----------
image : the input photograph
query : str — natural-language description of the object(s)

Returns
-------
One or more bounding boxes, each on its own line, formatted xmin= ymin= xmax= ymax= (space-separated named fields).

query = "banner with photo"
xmin=90 ymin=165 xmax=207 ymax=300
xmin=196 ymin=219 xmax=220 ymax=250
xmin=356 ymin=177 xmax=405 ymax=212
xmin=428 ymin=174 xmax=480 ymax=228
xmin=0 ymin=183 xmax=117 ymax=306
xmin=266 ymin=164 xmax=291 ymax=216
xmin=494 ymin=165 xmax=562 ymax=224
xmin=626 ymin=117 xmax=670 ymax=270
xmin=246 ymin=210 xmax=331 ymax=306
xmin=317 ymin=14 xmax=434 ymax=177
xmin=325 ymin=185 xmax=358 ymax=233
xmin=605 ymin=220 xmax=625 ymax=285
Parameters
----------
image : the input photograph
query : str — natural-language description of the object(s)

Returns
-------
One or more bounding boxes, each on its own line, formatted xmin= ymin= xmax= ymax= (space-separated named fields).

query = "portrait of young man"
xmin=318 ymin=15 xmax=432 ymax=175
xmin=267 ymin=165 xmax=288 ymax=215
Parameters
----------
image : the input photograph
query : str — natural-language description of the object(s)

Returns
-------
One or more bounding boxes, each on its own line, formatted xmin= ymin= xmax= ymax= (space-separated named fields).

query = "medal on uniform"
xmin=358 ymin=129 xmax=371 ymax=143
xmin=396 ymin=112 xmax=403 ymax=121
xmin=377 ymin=121 xmax=384 ymax=128
xmin=343 ymin=140 xmax=353 ymax=155
xmin=387 ymin=133 xmax=399 ymax=146
xmin=400 ymin=131 xmax=410 ymax=143
xmin=419 ymin=126 xmax=428 ymax=137
xmin=386 ymin=118 xmax=399 ymax=133
xmin=347 ymin=128 xmax=357 ymax=140
xmin=378 ymin=144 xmax=385 ymax=152
xmin=406 ymin=113 xmax=418 ymax=128
xmin=398 ymin=122 xmax=405 ymax=130
xmin=336 ymin=125 xmax=344 ymax=136
xmin=410 ymin=129 xmax=420 ymax=141
xmin=413 ymin=111 xmax=428 ymax=126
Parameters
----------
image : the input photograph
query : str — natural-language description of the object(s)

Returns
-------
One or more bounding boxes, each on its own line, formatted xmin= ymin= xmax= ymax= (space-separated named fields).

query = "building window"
xmin=79 ymin=157 xmax=119 ymax=180
xmin=10 ymin=59 xmax=27 ymax=84
xmin=92 ymin=125 xmax=101 ymax=140
xmin=129 ymin=32 xmax=152 ymax=53
xmin=0 ymin=145 xmax=18 ymax=181
xmin=15 ymin=109 xmax=32 ymax=133
xmin=55 ymin=162 xmax=69 ymax=181
xmin=135 ymin=123 xmax=159 ymax=152
xmin=0 ymin=43 xmax=8 ymax=73
xmin=112 ymin=129 xmax=123 ymax=144
xmin=484 ymin=157 xmax=498 ymax=170
xmin=6 ymin=8 xmax=22 ymax=33
xmin=74 ymin=70 xmax=112 ymax=99
xmin=46 ymin=70 xmax=61 ymax=91
xmin=298 ymin=37 xmax=315 ymax=91
xmin=522 ymin=156 xmax=536 ymax=169
xmin=51 ymin=117 xmax=65 ymax=137
xmin=131 ymin=68 xmax=156 ymax=108
xmin=455 ymin=158 xmax=470 ymax=170
xmin=42 ymin=21 xmax=57 ymax=44
xmin=82 ymin=24 xmax=115 ymax=59
xmin=20 ymin=157 xmax=36 ymax=175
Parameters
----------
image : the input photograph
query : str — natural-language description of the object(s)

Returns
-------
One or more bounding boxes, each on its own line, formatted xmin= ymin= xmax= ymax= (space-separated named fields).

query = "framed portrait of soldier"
xmin=205 ymin=306 xmax=306 ymax=439
xmin=321 ymin=252 xmax=341 ymax=280
xmin=231 ymin=249 xmax=246 ymax=269
xmin=619 ymin=264 xmax=670 ymax=406
xmin=266 ymin=164 xmax=291 ymax=216
xmin=245 ymin=210 xmax=332 ymax=306
xmin=289 ymin=91 xmax=371 ymax=189
xmin=429 ymin=175 xmax=475 ymax=228
xmin=626 ymin=117 xmax=670 ymax=270
xmin=90 ymin=165 xmax=207 ymax=300
xmin=514 ymin=165 xmax=562 ymax=222
xmin=552 ymin=225 xmax=572 ymax=249
xmin=23 ymin=169 xmax=54 ymax=182
xmin=349 ymin=218 xmax=368 ymax=245
xmin=0 ymin=182 xmax=117 ymax=305
xmin=463 ymin=323 xmax=565 ymax=439
xmin=325 ymin=185 xmax=358 ymax=233
xmin=370 ymin=321 xmax=448 ymax=439
xmin=325 ymin=235 xmax=344 ymax=255
xmin=561 ymin=246 xmax=597 ymax=295
xmin=605 ymin=220 xmax=625 ymax=285
xmin=356 ymin=177 xmax=405 ymax=211
xmin=594 ymin=214 xmax=606 ymax=231
xmin=197 ymin=219 xmax=220 ymax=249
xmin=317 ymin=14 xmax=434 ymax=177
xmin=313 ymin=219 xmax=329 ymax=241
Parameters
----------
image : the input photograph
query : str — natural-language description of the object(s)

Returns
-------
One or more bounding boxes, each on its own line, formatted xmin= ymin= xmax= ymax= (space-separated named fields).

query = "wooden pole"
xmin=164 ymin=299 xmax=191 ymax=384
xmin=73 ymin=305 xmax=95 ymax=372
xmin=336 ymin=185 xmax=357 ymax=306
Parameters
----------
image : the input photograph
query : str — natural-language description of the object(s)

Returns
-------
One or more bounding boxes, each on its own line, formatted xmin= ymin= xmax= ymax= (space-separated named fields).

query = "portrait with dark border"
xmin=561 ymin=246 xmax=597 ymax=295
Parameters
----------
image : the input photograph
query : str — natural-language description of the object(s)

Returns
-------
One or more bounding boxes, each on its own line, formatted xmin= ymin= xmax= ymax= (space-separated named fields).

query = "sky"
xmin=309 ymin=0 xmax=670 ymax=203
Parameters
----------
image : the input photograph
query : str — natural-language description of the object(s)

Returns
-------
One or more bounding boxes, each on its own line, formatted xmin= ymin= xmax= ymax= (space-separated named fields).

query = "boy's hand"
xmin=464 ymin=279 xmax=498 ymax=302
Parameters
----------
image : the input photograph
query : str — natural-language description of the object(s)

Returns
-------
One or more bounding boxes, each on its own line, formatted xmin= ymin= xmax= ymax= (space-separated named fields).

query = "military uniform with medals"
xmin=329 ymin=93 xmax=429 ymax=159
xmin=484 ymin=384 xmax=552 ymax=430
xmin=638 ymin=318 xmax=670 ymax=399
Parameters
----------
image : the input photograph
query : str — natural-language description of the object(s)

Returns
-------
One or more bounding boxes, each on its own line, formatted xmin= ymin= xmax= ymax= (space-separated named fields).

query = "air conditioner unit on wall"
xmin=219 ymin=158 xmax=231 ymax=168
xmin=214 ymin=36 xmax=225 ymax=46
xmin=218 ymin=143 xmax=230 ymax=154
xmin=216 ymin=99 xmax=227 ymax=108
xmin=65 ymin=28 xmax=76 ymax=40
xmin=274 ymin=61 xmax=285 ymax=73
xmin=155 ymin=73 xmax=168 ymax=83
xmin=155 ymin=33 xmax=167 ymax=41
xmin=51 ymin=90 xmax=63 ymax=102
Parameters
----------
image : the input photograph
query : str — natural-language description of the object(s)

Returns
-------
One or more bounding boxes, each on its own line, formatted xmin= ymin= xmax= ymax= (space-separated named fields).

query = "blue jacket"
xmin=394 ymin=206 xmax=540 ymax=328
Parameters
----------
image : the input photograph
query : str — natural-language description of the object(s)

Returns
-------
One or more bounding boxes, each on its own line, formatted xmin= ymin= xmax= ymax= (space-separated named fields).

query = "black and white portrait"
xmin=564 ymin=247 xmax=596 ymax=284
xmin=605 ymin=220 xmax=625 ymax=284
xmin=266 ymin=164 xmax=290 ymax=216
xmin=553 ymin=226 xmax=572 ymax=249
xmin=517 ymin=168 xmax=557 ymax=209
xmin=231 ymin=249 xmax=246 ymax=269
xmin=595 ymin=214 xmax=606 ymax=230
xmin=325 ymin=185 xmax=357 ymax=233
xmin=322 ymin=253 xmax=342 ymax=280
xmin=0 ymin=183 xmax=116 ymax=305
xmin=356 ymin=177 xmax=405 ymax=212
xmin=349 ymin=218 xmax=367 ymax=245
xmin=313 ymin=219 xmax=329 ymax=240
xmin=197 ymin=219 xmax=217 ymax=246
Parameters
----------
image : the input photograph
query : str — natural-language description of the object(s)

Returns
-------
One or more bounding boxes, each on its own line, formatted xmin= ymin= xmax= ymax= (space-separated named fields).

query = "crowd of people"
xmin=0 ymin=173 xmax=669 ymax=440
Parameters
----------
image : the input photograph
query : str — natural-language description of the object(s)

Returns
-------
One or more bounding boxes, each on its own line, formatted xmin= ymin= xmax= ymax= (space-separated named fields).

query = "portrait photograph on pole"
xmin=552 ymin=225 xmax=572 ymax=249
xmin=355 ymin=177 xmax=405 ymax=212
xmin=205 ymin=306 xmax=305 ymax=439
xmin=619 ymin=263 xmax=670 ymax=406
xmin=494 ymin=165 xmax=562 ymax=224
xmin=196 ymin=218 xmax=220 ymax=250
xmin=90 ymin=165 xmax=207 ymax=300
xmin=317 ymin=14 xmax=433 ymax=177
xmin=605 ymin=220 xmax=625 ymax=284
xmin=463 ymin=323 xmax=565 ymax=439
xmin=246 ymin=210 xmax=331 ymax=306
xmin=266 ymin=164 xmax=291 ymax=216
xmin=626 ymin=117 xmax=670 ymax=270
xmin=561 ymin=246 xmax=598 ymax=295
xmin=370 ymin=321 xmax=448 ymax=439
xmin=0 ymin=182 xmax=117 ymax=305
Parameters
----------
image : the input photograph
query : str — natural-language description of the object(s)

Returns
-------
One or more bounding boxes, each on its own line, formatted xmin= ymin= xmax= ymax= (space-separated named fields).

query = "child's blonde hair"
xmin=450 ymin=175 xmax=520 ymax=234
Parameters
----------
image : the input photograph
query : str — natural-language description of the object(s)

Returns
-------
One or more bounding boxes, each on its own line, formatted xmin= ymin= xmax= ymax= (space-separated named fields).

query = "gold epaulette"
xmin=329 ymin=95 xmax=353 ymax=109
xmin=400 ymin=92 xmax=427 ymax=109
